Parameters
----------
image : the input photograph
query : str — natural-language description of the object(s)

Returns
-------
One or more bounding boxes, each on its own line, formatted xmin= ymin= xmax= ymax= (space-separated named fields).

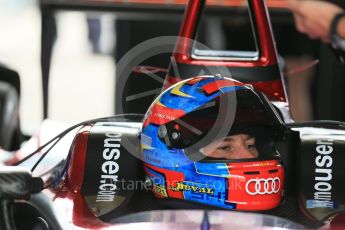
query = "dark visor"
xmin=159 ymin=89 xmax=282 ymax=150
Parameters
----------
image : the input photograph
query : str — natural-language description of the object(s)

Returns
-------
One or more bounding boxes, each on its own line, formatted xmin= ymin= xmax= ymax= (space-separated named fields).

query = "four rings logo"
xmin=245 ymin=177 xmax=281 ymax=195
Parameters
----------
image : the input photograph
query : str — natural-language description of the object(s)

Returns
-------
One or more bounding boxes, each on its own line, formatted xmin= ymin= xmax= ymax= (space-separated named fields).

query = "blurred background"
xmin=0 ymin=0 xmax=115 ymax=134
xmin=0 ymin=0 xmax=344 ymax=139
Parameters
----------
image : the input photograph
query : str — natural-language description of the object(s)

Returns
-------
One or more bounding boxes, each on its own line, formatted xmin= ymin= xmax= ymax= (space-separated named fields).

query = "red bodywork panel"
xmin=164 ymin=0 xmax=287 ymax=102
xmin=54 ymin=125 xmax=111 ymax=229
xmin=174 ymin=0 xmax=278 ymax=67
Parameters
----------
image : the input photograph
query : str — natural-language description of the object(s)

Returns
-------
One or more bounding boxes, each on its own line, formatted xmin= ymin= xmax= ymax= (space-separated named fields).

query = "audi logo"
xmin=245 ymin=177 xmax=281 ymax=195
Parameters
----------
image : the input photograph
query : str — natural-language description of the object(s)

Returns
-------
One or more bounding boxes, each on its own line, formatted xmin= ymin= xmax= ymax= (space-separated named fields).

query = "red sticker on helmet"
xmin=202 ymin=80 xmax=245 ymax=95
xmin=145 ymin=103 xmax=186 ymax=126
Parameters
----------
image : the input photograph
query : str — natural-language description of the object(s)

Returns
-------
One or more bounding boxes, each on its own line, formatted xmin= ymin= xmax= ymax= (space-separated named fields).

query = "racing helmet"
xmin=141 ymin=76 xmax=287 ymax=211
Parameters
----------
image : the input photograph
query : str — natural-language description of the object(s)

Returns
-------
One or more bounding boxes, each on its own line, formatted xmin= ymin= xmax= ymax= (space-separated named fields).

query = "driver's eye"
xmin=218 ymin=146 xmax=233 ymax=152
xmin=247 ymin=144 xmax=256 ymax=149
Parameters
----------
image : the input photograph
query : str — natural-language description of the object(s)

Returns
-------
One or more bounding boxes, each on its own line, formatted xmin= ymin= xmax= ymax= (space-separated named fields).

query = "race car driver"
xmin=141 ymin=75 xmax=287 ymax=212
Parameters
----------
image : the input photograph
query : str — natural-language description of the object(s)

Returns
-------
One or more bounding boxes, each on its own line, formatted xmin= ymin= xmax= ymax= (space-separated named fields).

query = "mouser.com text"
xmin=96 ymin=132 xmax=121 ymax=202
xmin=314 ymin=139 xmax=333 ymax=207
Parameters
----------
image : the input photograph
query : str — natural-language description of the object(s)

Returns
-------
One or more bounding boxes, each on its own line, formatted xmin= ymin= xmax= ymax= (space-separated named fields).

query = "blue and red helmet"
xmin=141 ymin=76 xmax=287 ymax=211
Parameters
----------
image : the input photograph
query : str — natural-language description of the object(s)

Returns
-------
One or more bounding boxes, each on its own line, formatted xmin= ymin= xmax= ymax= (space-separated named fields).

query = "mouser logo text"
xmin=313 ymin=139 xmax=334 ymax=208
xmin=170 ymin=182 xmax=214 ymax=194
xmin=96 ymin=132 xmax=121 ymax=202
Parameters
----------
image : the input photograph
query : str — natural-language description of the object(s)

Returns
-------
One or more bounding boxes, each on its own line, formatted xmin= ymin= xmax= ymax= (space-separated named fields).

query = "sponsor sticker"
xmin=170 ymin=181 xmax=214 ymax=195
xmin=306 ymin=199 xmax=338 ymax=209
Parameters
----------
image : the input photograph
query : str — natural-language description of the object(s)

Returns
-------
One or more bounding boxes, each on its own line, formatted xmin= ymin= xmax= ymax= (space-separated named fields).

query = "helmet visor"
xmin=158 ymin=89 xmax=283 ymax=161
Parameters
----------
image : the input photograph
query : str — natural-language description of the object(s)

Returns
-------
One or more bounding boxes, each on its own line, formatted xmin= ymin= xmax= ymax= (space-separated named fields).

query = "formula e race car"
xmin=1 ymin=0 xmax=345 ymax=230
xmin=2 ymin=89 xmax=345 ymax=230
